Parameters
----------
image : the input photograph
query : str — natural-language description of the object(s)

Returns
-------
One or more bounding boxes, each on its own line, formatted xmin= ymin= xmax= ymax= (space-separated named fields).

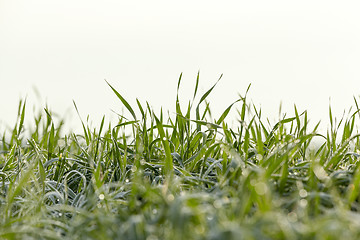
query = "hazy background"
xmin=1 ymin=0 xmax=360 ymax=133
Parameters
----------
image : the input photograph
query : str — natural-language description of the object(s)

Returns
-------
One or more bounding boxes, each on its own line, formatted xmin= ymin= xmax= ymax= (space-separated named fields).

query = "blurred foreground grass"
xmin=2 ymin=74 xmax=360 ymax=239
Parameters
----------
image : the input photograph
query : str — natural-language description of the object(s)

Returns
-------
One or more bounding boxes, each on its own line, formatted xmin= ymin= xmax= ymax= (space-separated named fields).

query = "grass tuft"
xmin=2 ymin=74 xmax=360 ymax=239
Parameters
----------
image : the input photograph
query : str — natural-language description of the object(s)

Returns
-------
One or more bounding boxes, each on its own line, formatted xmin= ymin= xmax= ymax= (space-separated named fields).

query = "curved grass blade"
xmin=106 ymin=80 xmax=137 ymax=120
xmin=216 ymin=99 xmax=241 ymax=125
xmin=195 ymin=74 xmax=222 ymax=130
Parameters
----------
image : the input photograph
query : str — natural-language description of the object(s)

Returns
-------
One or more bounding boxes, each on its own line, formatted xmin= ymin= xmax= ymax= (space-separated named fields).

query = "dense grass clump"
xmin=2 ymin=74 xmax=360 ymax=239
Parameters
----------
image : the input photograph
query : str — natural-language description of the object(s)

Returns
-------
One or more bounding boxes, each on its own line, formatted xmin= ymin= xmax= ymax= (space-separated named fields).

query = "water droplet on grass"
xmin=287 ymin=212 xmax=298 ymax=222
xmin=254 ymin=182 xmax=268 ymax=195
xmin=99 ymin=194 xmax=105 ymax=200
xmin=299 ymin=199 xmax=308 ymax=207
xmin=213 ymin=200 xmax=222 ymax=208
xmin=299 ymin=189 xmax=308 ymax=198
xmin=167 ymin=194 xmax=174 ymax=201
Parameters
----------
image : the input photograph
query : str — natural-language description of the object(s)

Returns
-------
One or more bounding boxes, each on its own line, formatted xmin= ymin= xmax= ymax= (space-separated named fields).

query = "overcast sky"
xmin=1 ymin=0 xmax=360 ymax=133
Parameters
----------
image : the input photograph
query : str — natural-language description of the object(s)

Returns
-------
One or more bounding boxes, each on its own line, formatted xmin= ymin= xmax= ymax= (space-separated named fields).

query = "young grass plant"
xmin=2 ymin=74 xmax=360 ymax=239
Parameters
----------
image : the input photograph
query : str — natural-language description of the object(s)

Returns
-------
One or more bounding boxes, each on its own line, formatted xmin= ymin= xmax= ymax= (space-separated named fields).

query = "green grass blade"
xmin=106 ymin=80 xmax=137 ymax=120
xmin=154 ymin=114 xmax=173 ymax=176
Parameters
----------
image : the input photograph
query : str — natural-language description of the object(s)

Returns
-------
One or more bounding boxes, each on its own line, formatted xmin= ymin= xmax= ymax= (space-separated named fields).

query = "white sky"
xmin=1 ymin=0 xmax=360 ymax=133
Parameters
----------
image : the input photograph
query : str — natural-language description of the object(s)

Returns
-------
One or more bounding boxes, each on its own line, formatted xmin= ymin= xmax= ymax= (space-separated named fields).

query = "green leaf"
xmin=154 ymin=114 xmax=173 ymax=176
xmin=216 ymin=99 xmax=241 ymax=125
xmin=106 ymin=80 xmax=137 ymax=120
xmin=17 ymin=99 xmax=26 ymax=135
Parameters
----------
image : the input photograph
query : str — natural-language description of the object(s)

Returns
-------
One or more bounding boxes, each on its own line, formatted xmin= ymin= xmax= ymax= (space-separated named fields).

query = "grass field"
xmin=2 ymin=74 xmax=360 ymax=239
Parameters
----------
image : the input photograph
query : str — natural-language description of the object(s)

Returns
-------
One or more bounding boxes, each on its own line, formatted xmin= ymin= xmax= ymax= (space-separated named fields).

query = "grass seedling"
xmin=1 ymin=74 xmax=360 ymax=239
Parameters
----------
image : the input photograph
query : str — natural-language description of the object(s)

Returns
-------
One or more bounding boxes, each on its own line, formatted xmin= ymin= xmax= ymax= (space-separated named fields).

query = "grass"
xmin=2 ymin=73 xmax=360 ymax=239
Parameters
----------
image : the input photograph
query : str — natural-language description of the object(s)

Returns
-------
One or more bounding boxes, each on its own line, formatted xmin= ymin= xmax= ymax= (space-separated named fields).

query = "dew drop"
xmin=167 ymin=194 xmax=175 ymax=201
xmin=299 ymin=189 xmax=308 ymax=198
xmin=99 ymin=194 xmax=105 ymax=200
